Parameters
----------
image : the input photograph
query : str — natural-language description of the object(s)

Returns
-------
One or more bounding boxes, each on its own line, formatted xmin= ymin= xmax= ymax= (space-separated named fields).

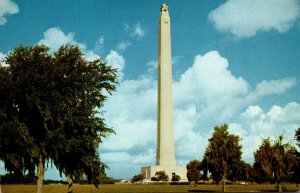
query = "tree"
xmin=227 ymin=160 xmax=253 ymax=184
xmin=132 ymin=174 xmax=145 ymax=183
xmin=296 ymin=127 xmax=300 ymax=147
xmin=202 ymin=124 xmax=242 ymax=192
xmin=239 ymin=162 xmax=254 ymax=184
xmin=0 ymin=45 xmax=117 ymax=193
xmin=171 ymin=174 xmax=181 ymax=182
xmin=186 ymin=160 xmax=201 ymax=186
xmin=254 ymin=136 xmax=298 ymax=192
xmin=151 ymin=171 xmax=169 ymax=183
xmin=292 ymin=128 xmax=300 ymax=185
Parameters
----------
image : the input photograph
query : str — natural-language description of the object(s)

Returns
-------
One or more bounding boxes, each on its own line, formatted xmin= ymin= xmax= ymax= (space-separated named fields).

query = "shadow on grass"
xmin=258 ymin=187 xmax=290 ymax=192
xmin=188 ymin=190 xmax=215 ymax=192
xmin=257 ymin=189 xmax=297 ymax=192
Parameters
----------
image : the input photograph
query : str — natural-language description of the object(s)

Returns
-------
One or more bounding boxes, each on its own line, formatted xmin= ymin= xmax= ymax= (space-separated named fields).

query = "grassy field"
xmin=1 ymin=183 xmax=300 ymax=193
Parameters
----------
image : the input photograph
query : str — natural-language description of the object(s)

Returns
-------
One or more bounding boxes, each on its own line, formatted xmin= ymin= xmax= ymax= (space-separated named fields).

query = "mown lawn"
xmin=1 ymin=183 xmax=300 ymax=193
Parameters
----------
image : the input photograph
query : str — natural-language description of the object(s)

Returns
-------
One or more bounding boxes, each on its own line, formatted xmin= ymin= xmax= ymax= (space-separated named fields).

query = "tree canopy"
xmin=131 ymin=174 xmax=145 ymax=183
xmin=186 ymin=159 xmax=201 ymax=186
xmin=202 ymin=124 xmax=242 ymax=191
xmin=296 ymin=127 xmax=300 ymax=147
xmin=0 ymin=44 xmax=118 ymax=193
xmin=253 ymin=135 xmax=298 ymax=192
xmin=151 ymin=171 xmax=169 ymax=182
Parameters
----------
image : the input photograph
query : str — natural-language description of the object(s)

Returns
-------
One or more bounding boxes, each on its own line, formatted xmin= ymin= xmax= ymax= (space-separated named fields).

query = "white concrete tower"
xmin=141 ymin=4 xmax=187 ymax=182
xmin=157 ymin=3 xmax=176 ymax=167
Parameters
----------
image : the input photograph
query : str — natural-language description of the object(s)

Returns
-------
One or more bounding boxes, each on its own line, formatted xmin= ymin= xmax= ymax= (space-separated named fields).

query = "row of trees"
xmin=187 ymin=124 xmax=300 ymax=192
xmin=0 ymin=45 xmax=118 ymax=193
xmin=132 ymin=171 xmax=181 ymax=184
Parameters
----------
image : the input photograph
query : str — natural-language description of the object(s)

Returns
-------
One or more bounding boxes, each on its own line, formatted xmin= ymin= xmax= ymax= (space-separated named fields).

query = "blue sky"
xmin=1 ymin=0 xmax=300 ymax=180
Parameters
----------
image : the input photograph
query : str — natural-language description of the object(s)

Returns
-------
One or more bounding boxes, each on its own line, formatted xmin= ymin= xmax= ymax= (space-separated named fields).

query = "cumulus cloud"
xmin=0 ymin=0 xmax=19 ymax=26
xmin=105 ymin=50 xmax=125 ymax=81
xmin=209 ymin=0 xmax=300 ymax=38
xmin=254 ymin=78 xmax=297 ymax=97
xmin=39 ymin=27 xmax=86 ymax=52
xmin=117 ymin=40 xmax=131 ymax=51
xmin=241 ymin=106 xmax=264 ymax=119
xmin=39 ymin=27 xmax=100 ymax=61
xmin=101 ymin=50 xmax=298 ymax=178
xmin=230 ymin=102 xmax=300 ymax=162
xmin=174 ymin=51 xmax=250 ymax=122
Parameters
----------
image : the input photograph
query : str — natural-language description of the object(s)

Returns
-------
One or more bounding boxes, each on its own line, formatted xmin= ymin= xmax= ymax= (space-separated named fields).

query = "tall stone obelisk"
xmin=141 ymin=4 xmax=187 ymax=182
xmin=156 ymin=3 xmax=176 ymax=167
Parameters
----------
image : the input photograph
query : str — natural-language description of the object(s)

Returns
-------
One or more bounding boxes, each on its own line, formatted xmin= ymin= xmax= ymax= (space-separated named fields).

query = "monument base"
xmin=141 ymin=165 xmax=187 ymax=182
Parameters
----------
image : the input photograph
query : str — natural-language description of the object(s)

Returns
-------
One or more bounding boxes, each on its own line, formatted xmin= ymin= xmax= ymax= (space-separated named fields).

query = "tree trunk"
xmin=222 ymin=172 xmax=226 ymax=192
xmin=36 ymin=155 xmax=44 ymax=193
xmin=277 ymin=182 xmax=282 ymax=192
xmin=67 ymin=176 xmax=73 ymax=193
xmin=222 ymin=180 xmax=226 ymax=192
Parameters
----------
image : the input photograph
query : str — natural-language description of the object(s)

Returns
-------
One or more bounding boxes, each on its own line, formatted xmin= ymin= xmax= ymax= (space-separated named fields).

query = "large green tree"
xmin=202 ymin=124 xmax=242 ymax=192
xmin=253 ymin=136 xmax=298 ymax=192
xmin=0 ymin=45 xmax=117 ymax=193
xmin=186 ymin=159 xmax=201 ymax=186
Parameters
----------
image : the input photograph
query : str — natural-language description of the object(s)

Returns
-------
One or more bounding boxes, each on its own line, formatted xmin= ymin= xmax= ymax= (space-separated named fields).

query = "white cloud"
xmin=84 ymin=50 xmax=100 ymax=61
xmin=131 ymin=23 xmax=145 ymax=39
xmin=241 ymin=106 xmax=264 ymax=119
xmin=209 ymin=0 xmax=300 ymax=38
xmin=231 ymin=102 xmax=300 ymax=162
xmin=0 ymin=0 xmax=19 ymax=26
xmin=39 ymin=27 xmax=101 ymax=61
xmin=254 ymin=78 xmax=297 ymax=97
xmin=0 ymin=52 xmax=8 ymax=67
xmin=39 ymin=27 xmax=86 ymax=52
xmin=105 ymin=50 xmax=125 ymax=81
xmin=174 ymin=51 xmax=250 ymax=122
xmin=101 ymin=50 xmax=298 ymax=178
xmin=117 ymin=40 xmax=131 ymax=51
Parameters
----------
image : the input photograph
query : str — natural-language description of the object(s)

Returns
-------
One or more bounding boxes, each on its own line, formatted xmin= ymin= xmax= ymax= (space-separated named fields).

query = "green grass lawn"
xmin=1 ymin=183 xmax=300 ymax=193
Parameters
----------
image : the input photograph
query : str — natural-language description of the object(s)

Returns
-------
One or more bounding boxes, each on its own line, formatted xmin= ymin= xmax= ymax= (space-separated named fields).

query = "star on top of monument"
xmin=161 ymin=3 xmax=168 ymax=12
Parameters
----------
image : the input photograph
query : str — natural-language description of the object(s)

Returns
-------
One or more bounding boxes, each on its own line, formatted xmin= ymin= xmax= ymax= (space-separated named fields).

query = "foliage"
xmin=253 ymin=135 xmax=298 ymax=191
xmin=171 ymin=174 xmax=181 ymax=182
xmin=150 ymin=176 xmax=159 ymax=183
xmin=292 ymin=128 xmax=300 ymax=184
xmin=186 ymin=160 xmax=201 ymax=186
xmin=0 ymin=44 xmax=118 ymax=192
xmin=151 ymin=171 xmax=169 ymax=182
xmin=132 ymin=174 xmax=145 ymax=183
xmin=202 ymin=124 xmax=242 ymax=185
xmin=296 ymin=127 xmax=300 ymax=148
xmin=253 ymin=138 xmax=273 ymax=183
xmin=1 ymin=173 xmax=36 ymax=184
xmin=227 ymin=160 xmax=254 ymax=183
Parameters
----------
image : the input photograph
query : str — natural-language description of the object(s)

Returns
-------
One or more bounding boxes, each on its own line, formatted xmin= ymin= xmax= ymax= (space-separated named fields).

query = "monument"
xmin=141 ymin=3 xmax=187 ymax=182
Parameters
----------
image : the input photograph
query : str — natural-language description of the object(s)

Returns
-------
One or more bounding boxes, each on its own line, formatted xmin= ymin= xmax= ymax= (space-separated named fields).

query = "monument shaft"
xmin=157 ymin=4 xmax=176 ymax=167
xmin=141 ymin=4 xmax=187 ymax=181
